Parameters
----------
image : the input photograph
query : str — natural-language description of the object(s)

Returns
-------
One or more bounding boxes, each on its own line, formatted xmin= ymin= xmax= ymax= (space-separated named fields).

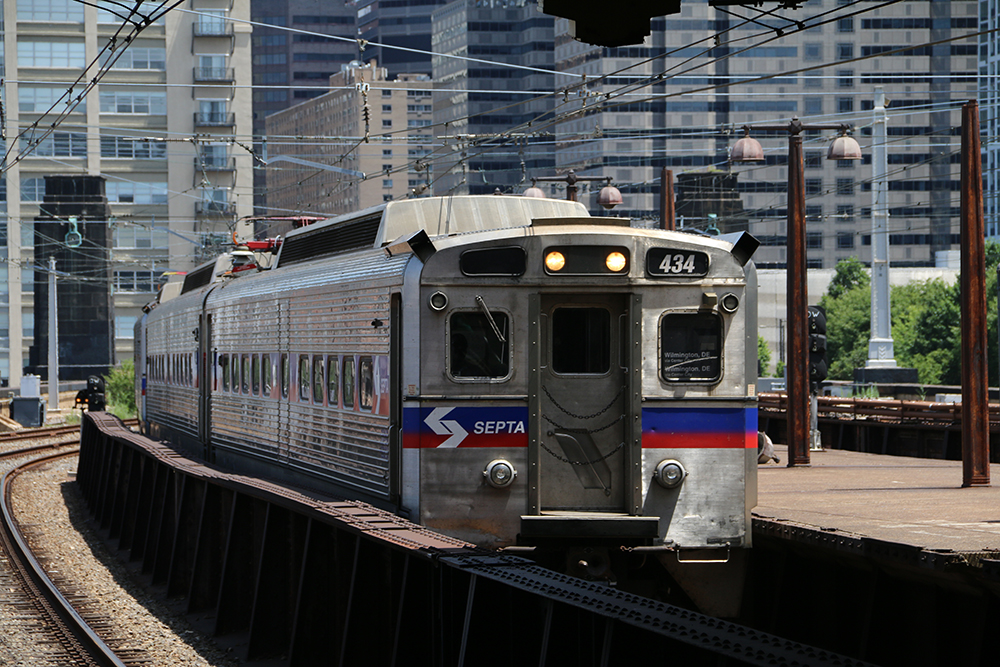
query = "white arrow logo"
xmin=424 ymin=407 xmax=468 ymax=448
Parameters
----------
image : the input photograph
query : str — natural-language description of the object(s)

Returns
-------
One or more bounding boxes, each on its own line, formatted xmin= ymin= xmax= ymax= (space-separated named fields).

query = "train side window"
xmin=263 ymin=354 xmax=273 ymax=398
xmin=242 ymin=354 xmax=251 ymax=394
xmin=659 ymin=313 xmax=723 ymax=382
xmin=327 ymin=356 xmax=339 ymax=407
xmin=342 ymin=356 xmax=356 ymax=409
xmin=221 ymin=354 xmax=230 ymax=392
xmin=551 ymin=308 xmax=610 ymax=374
xmin=313 ymin=355 xmax=325 ymax=405
xmin=449 ymin=311 xmax=510 ymax=379
xmin=252 ymin=354 xmax=261 ymax=396
xmin=299 ymin=355 xmax=310 ymax=402
xmin=281 ymin=353 xmax=289 ymax=399
xmin=359 ymin=357 xmax=374 ymax=410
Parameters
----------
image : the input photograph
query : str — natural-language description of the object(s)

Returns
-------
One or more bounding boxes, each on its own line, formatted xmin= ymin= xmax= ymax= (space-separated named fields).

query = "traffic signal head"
xmin=807 ymin=305 xmax=827 ymax=386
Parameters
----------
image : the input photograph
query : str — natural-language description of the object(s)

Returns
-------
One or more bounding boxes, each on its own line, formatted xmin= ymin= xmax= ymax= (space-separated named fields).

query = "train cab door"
xmin=528 ymin=293 xmax=642 ymax=517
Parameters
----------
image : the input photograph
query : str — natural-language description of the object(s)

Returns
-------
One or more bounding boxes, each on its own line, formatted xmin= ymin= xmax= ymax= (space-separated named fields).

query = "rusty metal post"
xmin=786 ymin=120 xmax=809 ymax=466
xmin=661 ymin=168 xmax=675 ymax=230
xmin=960 ymin=100 xmax=990 ymax=487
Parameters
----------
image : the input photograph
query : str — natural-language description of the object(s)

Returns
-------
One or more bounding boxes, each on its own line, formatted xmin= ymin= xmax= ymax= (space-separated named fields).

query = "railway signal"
xmin=807 ymin=305 xmax=827 ymax=391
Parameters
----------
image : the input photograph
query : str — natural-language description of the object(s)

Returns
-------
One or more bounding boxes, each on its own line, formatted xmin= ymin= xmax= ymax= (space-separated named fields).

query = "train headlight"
xmin=720 ymin=293 xmax=740 ymax=313
xmin=654 ymin=459 xmax=686 ymax=489
xmin=429 ymin=291 xmax=449 ymax=311
xmin=605 ymin=251 xmax=627 ymax=273
xmin=484 ymin=459 xmax=517 ymax=488
xmin=545 ymin=251 xmax=566 ymax=272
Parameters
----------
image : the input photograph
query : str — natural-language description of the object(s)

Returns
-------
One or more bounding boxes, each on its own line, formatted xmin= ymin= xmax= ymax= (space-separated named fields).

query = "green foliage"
xmin=757 ymin=335 xmax=771 ymax=376
xmin=775 ymin=360 xmax=785 ymax=378
xmin=819 ymin=243 xmax=1000 ymax=386
xmin=826 ymin=256 xmax=869 ymax=300
xmin=103 ymin=359 xmax=137 ymax=415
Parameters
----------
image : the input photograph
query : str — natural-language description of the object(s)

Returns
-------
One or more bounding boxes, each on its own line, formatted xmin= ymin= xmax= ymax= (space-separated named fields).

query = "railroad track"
xmin=0 ymin=436 xmax=136 ymax=666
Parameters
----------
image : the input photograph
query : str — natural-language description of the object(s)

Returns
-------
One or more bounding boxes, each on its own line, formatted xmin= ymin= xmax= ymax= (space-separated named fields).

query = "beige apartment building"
xmin=265 ymin=60 xmax=433 ymax=217
xmin=2 ymin=0 xmax=253 ymax=383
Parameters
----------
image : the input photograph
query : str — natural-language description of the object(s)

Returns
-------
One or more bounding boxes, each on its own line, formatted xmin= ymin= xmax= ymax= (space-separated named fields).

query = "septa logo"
xmin=424 ymin=407 xmax=469 ymax=448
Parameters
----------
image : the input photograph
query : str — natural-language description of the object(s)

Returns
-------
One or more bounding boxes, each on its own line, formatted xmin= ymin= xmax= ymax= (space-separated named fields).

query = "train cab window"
xmin=659 ymin=313 xmax=723 ymax=382
xmin=552 ymin=308 xmax=610 ymax=374
xmin=313 ymin=356 xmax=325 ymax=405
xmin=359 ymin=357 xmax=374 ymax=410
xmin=342 ymin=356 xmax=356 ymax=409
xmin=449 ymin=311 xmax=510 ymax=379
xmin=252 ymin=354 xmax=261 ymax=396
xmin=241 ymin=354 xmax=251 ymax=394
xmin=327 ymin=357 xmax=339 ymax=407
xmin=281 ymin=353 xmax=289 ymax=399
xmin=263 ymin=355 xmax=273 ymax=397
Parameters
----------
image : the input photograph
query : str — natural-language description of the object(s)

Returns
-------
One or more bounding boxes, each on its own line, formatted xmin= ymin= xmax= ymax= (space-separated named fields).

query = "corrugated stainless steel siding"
xmin=206 ymin=250 xmax=408 ymax=497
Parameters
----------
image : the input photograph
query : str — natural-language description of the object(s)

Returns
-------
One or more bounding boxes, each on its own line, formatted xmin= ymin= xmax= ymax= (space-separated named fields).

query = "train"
xmin=135 ymin=194 xmax=760 ymax=601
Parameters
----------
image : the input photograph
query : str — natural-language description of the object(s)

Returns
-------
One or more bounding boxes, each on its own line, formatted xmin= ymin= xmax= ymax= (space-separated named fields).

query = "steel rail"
xmin=1 ymin=447 xmax=128 ymax=667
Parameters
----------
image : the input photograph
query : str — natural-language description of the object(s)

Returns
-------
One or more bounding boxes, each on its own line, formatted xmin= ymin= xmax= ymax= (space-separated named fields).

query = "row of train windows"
xmin=148 ymin=354 xmax=195 ymax=387
xmin=217 ymin=353 xmax=375 ymax=410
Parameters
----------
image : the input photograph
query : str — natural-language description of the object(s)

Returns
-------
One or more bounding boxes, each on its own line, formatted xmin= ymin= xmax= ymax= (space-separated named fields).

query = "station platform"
xmin=755 ymin=445 xmax=1000 ymax=553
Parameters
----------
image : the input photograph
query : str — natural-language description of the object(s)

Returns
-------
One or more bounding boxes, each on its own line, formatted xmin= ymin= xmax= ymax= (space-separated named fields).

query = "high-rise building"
xmin=249 ymin=1 xmax=357 ymax=215
xmin=353 ymin=0 xmax=451 ymax=78
xmin=430 ymin=0 xmax=556 ymax=196
xmin=552 ymin=0 xmax=977 ymax=269
xmin=980 ymin=0 xmax=1000 ymax=238
xmin=265 ymin=60 xmax=433 ymax=215
xmin=2 ymin=0 xmax=253 ymax=385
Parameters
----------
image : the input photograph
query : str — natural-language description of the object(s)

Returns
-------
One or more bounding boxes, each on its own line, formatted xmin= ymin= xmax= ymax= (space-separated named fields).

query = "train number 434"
xmin=660 ymin=253 xmax=698 ymax=274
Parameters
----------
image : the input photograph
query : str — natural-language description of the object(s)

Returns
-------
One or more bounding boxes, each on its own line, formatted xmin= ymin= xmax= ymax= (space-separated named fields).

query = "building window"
xmin=114 ymin=270 xmax=160 ymax=293
xmin=18 ymin=0 xmax=84 ymax=21
xmin=99 ymin=91 xmax=167 ymax=115
xmin=836 ymin=178 xmax=855 ymax=196
xmin=97 ymin=1 xmax=164 ymax=24
xmin=115 ymin=315 xmax=137 ymax=339
xmin=805 ymin=151 xmax=823 ymax=169
xmin=837 ymin=43 xmax=854 ymax=60
xmin=382 ymin=119 xmax=392 ymax=128
xmin=804 ymin=98 xmax=823 ymax=116
xmin=836 ymin=204 xmax=855 ymax=222
xmin=383 ymin=179 xmax=393 ymax=188
xmin=19 ymin=86 xmax=68 ymax=113
xmin=837 ymin=17 xmax=854 ymax=33
xmin=806 ymin=232 xmax=823 ymax=249
xmin=107 ymin=182 xmax=169 ymax=205
xmin=20 ymin=178 xmax=45 ymax=202
xmin=837 ymin=97 xmax=854 ymax=113
xmin=837 ymin=70 xmax=854 ymax=88
xmin=383 ymin=149 xmax=392 ymax=157
xmin=837 ymin=232 xmax=855 ymax=249
xmin=382 ymin=104 xmax=392 ymax=113
xmin=803 ymin=43 xmax=822 ymax=60
xmin=114 ymin=223 xmax=169 ymax=248
xmin=101 ymin=136 xmax=167 ymax=159
xmin=18 ymin=40 xmax=86 ymax=68
xmin=21 ymin=132 xmax=87 ymax=157
xmin=805 ymin=179 xmax=822 ymax=195
xmin=100 ymin=47 xmax=166 ymax=70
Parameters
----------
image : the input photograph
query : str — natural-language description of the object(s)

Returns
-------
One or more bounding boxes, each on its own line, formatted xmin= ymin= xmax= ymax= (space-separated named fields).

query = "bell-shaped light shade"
xmin=731 ymin=135 xmax=764 ymax=162
xmin=827 ymin=134 xmax=862 ymax=160
xmin=522 ymin=185 xmax=546 ymax=198
xmin=597 ymin=184 xmax=623 ymax=210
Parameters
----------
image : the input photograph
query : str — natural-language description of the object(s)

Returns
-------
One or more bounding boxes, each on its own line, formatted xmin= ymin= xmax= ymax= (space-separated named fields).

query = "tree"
xmin=826 ymin=256 xmax=869 ymax=300
xmin=103 ymin=359 xmax=136 ymax=415
xmin=757 ymin=335 xmax=772 ymax=376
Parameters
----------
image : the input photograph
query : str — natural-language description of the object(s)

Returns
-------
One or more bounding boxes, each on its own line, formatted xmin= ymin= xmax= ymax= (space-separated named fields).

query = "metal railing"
xmin=193 ymin=67 xmax=234 ymax=82
xmin=193 ymin=112 xmax=234 ymax=126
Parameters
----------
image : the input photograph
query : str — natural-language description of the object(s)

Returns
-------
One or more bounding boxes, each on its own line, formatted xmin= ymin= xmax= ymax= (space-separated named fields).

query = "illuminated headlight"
xmin=484 ymin=459 xmax=517 ymax=488
xmin=545 ymin=251 xmax=566 ymax=272
xmin=605 ymin=251 xmax=627 ymax=272
xmin=654 ymin=459 xmax=686 ymax=489
xmin=429 ymin=291 xmax=448 ymax=311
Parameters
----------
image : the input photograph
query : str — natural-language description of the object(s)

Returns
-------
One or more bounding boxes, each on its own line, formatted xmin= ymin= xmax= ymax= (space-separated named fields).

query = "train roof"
xmin=275 ymin=195 xmax=588 ymax=268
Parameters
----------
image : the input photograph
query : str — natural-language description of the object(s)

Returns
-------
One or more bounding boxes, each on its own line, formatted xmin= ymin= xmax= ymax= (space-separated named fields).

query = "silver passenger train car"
xmin=137 ymin=195 xmax=759 ymax=561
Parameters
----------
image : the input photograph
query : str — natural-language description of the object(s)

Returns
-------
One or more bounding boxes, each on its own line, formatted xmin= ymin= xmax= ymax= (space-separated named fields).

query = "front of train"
xmin=399 ymin=198 xmax=758 ymax=609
